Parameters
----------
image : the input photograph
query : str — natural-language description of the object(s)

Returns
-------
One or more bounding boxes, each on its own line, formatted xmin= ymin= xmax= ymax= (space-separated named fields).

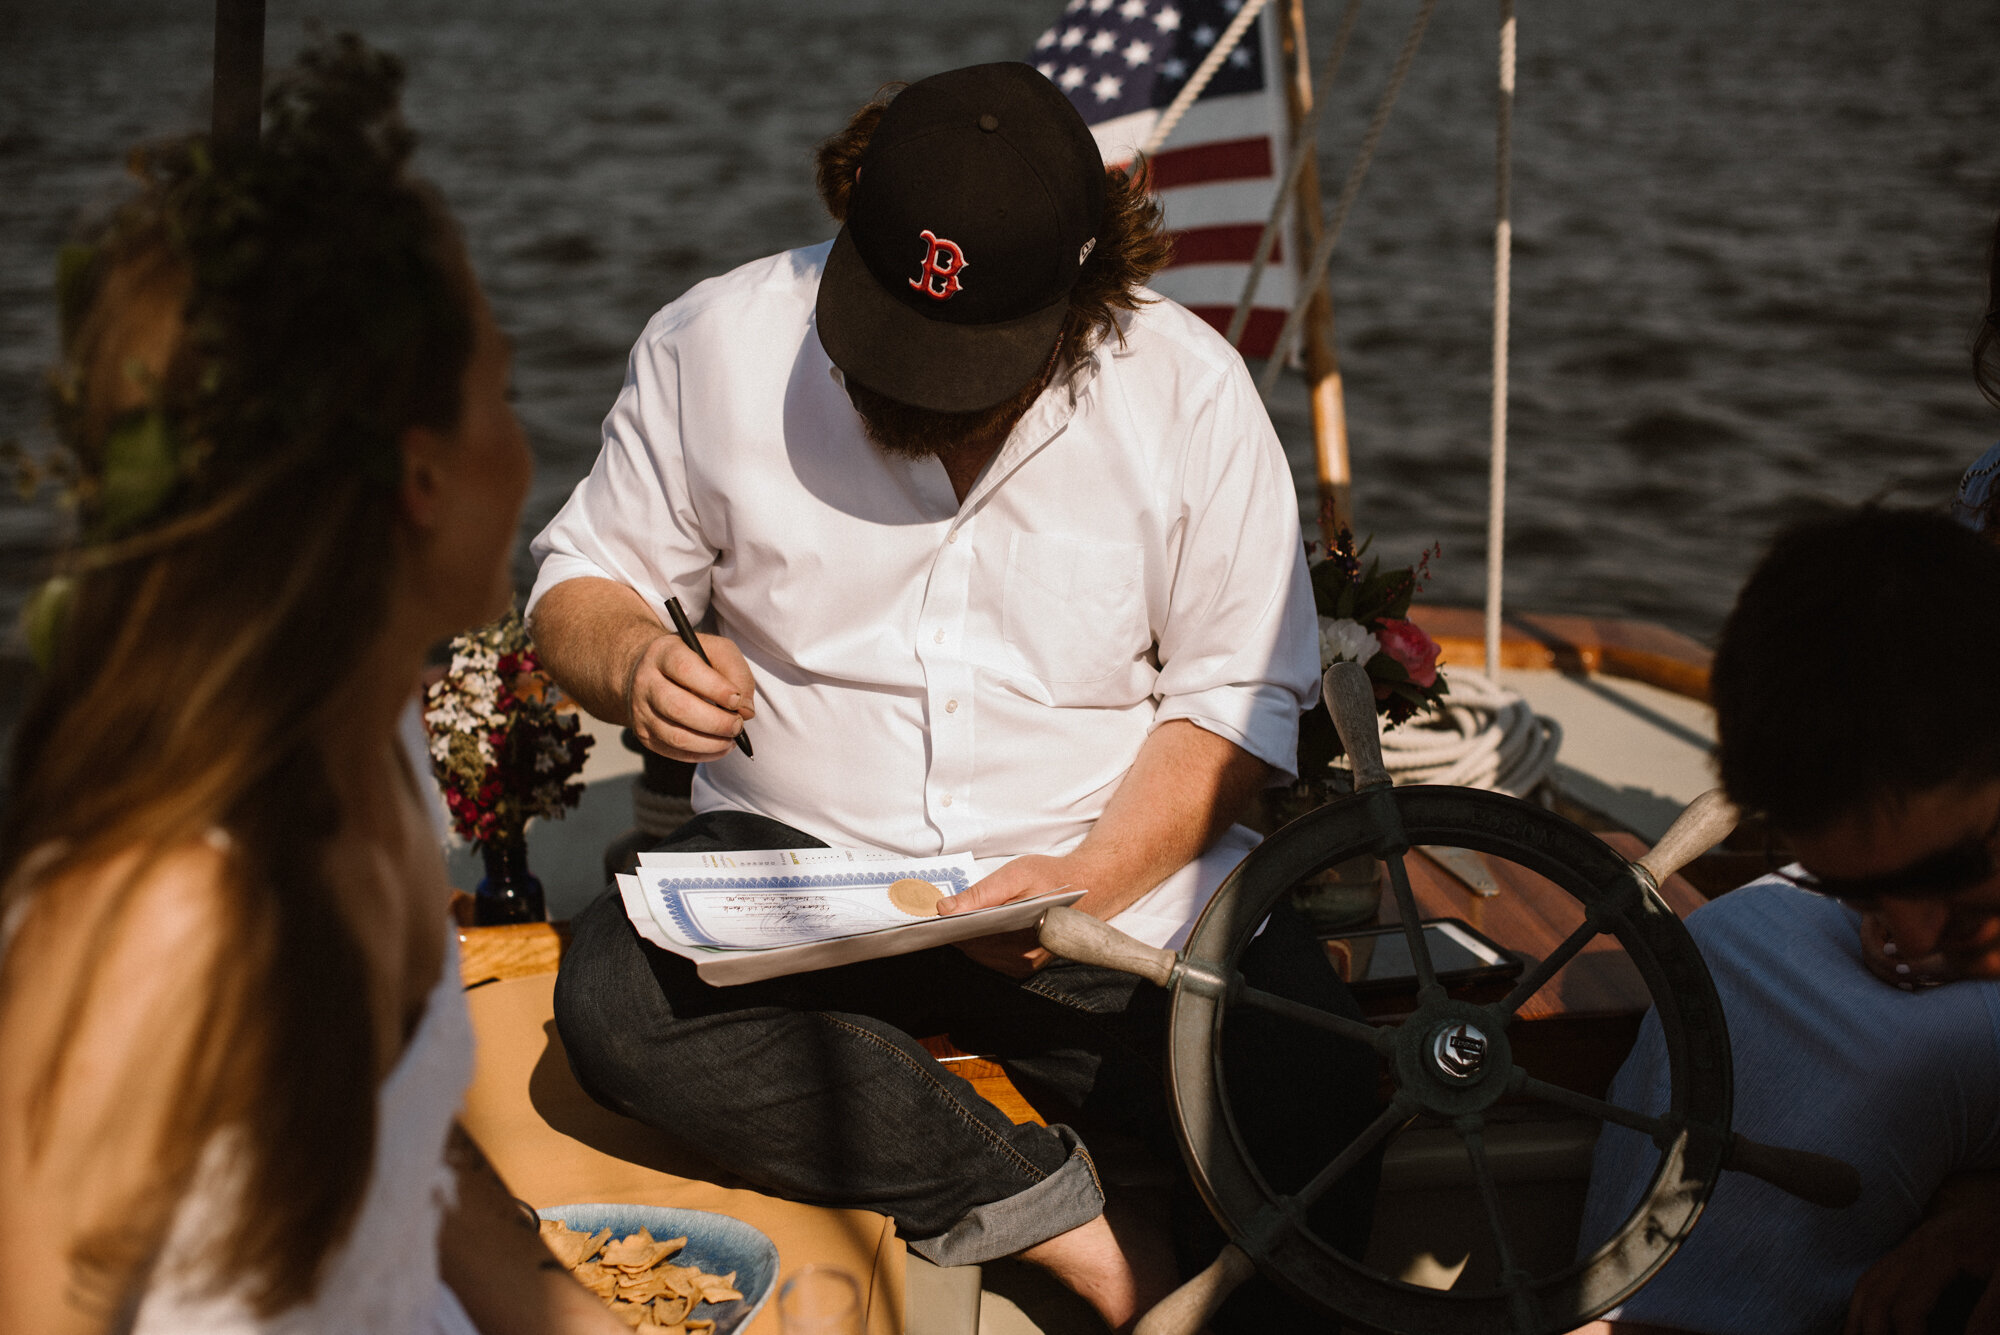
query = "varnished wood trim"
xmin=1409 ymin=605 xmax=1712 ymax=702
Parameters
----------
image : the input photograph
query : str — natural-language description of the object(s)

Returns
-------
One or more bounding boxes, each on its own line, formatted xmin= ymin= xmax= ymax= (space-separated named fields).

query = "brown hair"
xmin=814 ymin=86 xmax=1176 ymax=370
xmin=0 ymin=35 xmax=472 ymax=1316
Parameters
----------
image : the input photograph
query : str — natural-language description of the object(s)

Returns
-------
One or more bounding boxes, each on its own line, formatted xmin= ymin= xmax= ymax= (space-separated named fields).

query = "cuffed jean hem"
xmin=903 ymin=1124 xmax=1107 ymax=1268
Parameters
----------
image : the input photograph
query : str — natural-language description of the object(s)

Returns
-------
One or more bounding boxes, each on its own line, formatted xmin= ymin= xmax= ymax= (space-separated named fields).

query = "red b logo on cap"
xmin=909 ymin=230 xmax=968 ymax=301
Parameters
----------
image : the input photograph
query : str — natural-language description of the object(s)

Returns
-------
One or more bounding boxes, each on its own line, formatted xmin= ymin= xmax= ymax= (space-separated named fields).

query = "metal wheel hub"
xmin=1391 ymin=996 xmax=1514 ymax=1115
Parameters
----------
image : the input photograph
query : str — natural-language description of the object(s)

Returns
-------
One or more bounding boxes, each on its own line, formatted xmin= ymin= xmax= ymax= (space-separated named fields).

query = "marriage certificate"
xmin=617 ymin=847 xmax=1084 ymax=984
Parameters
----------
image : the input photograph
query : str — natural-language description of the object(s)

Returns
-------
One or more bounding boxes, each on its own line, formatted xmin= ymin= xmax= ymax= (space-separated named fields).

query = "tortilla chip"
xmin=650 ymin=1293 xmax=695 ymax=1325
xmin=540 ymin=1219 xmax=609 ymax=1270
xmin=697 ymin=1273 xmax=743 ymax=1304
xmin=603 ymin=1227 xmax=680 ymax=1272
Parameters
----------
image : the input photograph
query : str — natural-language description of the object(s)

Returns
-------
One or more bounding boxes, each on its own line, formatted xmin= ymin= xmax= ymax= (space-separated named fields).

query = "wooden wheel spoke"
xmin=1235 ymin=984 xmax=1396 ymax=1053
xmin=1516 ymin=1074 xmax=1666 ymax=1140
xmin=1491 ymin=915 xmax=1602 ymax=1019
xmin=1382 ymin=852 xmax=1439 ymax=993
xmin=1458 ymin=1121 xmax=1542 ymax=1333
xmin=1295 ymin=1095 xmax=1411 ymax=1211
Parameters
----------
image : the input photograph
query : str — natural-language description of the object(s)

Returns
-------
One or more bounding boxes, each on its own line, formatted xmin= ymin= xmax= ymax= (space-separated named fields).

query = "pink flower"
xmin=1375 ymin=618 xmax=1441 ymax=688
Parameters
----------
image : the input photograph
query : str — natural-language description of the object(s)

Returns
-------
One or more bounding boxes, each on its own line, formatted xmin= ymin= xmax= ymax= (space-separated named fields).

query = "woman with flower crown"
xmin=0 ymin=36 xmax=626 ymax=1335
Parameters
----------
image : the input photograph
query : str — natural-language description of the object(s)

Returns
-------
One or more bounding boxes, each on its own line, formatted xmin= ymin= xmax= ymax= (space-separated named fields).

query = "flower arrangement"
xmin=1308 ymin=524 xmax=1449 ymax=732
xmin=1296 ymin=519 xmax=1456 ymax=787
xmin=423 ymin=609 xmax=592 ymax=849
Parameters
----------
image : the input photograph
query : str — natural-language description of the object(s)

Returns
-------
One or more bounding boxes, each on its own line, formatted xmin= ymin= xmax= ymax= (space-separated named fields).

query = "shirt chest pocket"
xmin=1001 ymin=533 xmax=1149 ymax=683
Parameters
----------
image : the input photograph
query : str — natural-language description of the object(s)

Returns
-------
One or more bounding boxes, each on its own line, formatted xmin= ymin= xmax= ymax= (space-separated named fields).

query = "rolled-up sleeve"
xmin=526 ymin=328 xmax=718 ymax=619
xmin=1149 ymin=360 xmax=1317 ymax=782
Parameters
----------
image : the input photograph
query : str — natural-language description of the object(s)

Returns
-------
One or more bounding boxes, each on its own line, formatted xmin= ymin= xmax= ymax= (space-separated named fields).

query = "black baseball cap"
xmin=816 ymin=63 xmax=1107 ymax=414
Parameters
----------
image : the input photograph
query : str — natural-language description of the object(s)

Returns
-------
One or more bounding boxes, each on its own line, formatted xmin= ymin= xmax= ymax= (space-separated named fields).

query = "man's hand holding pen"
xmin=625 ymin=604 xmax=757 ymax=764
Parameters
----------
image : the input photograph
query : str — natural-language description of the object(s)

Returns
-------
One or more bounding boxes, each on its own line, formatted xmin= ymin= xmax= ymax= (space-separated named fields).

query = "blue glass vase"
xmin=475 ymin=837 xmax=545 ymax=926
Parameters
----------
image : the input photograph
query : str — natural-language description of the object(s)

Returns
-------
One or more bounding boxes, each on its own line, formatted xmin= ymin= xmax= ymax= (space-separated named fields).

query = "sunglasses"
xmin=1777 ymin=802 xmax=2000 ymax=910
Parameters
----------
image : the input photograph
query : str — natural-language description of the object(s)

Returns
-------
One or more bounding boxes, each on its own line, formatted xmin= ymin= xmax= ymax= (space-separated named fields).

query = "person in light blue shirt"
xmin=1579 ymin=507 xmax=2000 ymax=1334
xmin=1580 ymin=877 xmax=2000 ymax=1333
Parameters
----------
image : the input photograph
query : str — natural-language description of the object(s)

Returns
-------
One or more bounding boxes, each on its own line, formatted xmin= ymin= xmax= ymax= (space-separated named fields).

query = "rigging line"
xmin=1254 ymin=0 xmax=1439 ymax=397
xmin=1224 ymin=0 xmax=1365 ymax=349
xmin=1138 ymin=0 xmax=1274 ymax=158
xmin=1485 ymin=0 xmax=1517 ymax=682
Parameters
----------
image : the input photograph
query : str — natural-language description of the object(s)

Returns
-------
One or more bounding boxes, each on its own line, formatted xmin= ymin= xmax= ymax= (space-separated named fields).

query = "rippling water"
xmin=4 ymin=0 xmax=1997 ymax=672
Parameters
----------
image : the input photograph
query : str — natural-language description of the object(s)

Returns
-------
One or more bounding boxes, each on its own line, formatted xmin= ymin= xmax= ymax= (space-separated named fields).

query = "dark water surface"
xmin=4 ymin=0 xmax=1998 ymax=664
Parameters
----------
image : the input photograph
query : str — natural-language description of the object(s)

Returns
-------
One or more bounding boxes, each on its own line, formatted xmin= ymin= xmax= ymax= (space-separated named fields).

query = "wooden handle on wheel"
xmin=1325 ymin=661 xmax=1391 ymax=790
xmin=1726 ymin=1134 xmax=1861 ymax=1209
xmin=1636 ymin=788 xmax=1739 ymax=887
xmin=1037 ymin=906 xmax=1177 ymax=987
xmin=1134 ymin=1244 xmax=1256 ymax=1335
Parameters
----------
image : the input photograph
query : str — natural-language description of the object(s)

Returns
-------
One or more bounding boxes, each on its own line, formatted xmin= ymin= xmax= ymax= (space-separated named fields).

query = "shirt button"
xmin=941 ymin=794 xmax=954 ymax=807
xmin=946 ymin=530 xmax=959 ymax=544
xmin=934 ymin=629 xmax=945 ymax=644
xmin=945 ymin=699 xmax=959 ymax=713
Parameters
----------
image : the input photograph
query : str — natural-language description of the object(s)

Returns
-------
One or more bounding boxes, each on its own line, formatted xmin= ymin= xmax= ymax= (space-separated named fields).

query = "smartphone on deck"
xmin=1321 ymin=918 xmax=1523 ymax=999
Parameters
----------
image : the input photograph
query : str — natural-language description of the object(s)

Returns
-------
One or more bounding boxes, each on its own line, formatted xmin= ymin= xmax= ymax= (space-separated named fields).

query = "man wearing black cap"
xmin=528 ymin=63 xmax=1371 ymax=1330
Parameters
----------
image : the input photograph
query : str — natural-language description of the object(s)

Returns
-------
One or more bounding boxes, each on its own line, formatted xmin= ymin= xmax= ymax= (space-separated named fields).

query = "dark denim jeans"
xmin=555 ymin=811 xmax=1379 ymax=1331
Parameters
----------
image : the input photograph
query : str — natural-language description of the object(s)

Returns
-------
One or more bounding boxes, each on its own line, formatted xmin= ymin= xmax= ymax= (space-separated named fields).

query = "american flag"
xmin=1030 ymin=0 xmax=1297 ymax=358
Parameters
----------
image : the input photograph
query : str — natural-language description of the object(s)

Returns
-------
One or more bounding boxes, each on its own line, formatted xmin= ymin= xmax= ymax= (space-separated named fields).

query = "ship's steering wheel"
xmin=1035 ymin=663 xmax=1860 ymax=1335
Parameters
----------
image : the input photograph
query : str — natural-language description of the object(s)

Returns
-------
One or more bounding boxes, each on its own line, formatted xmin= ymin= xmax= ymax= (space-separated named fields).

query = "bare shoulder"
xmin=0 ymin=836 xmax=241 ymax=1125
xmin=0 ymin=838 xmax=243 ymax=1334
xmin=4 ymin=835 xmax=236 ymax=1004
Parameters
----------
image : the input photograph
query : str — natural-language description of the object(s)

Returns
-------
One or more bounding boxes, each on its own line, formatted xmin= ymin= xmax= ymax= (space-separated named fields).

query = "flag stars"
xmin=1090 ymin=0 xmax=1115 ymax=11
xmin=1059 ymin=25 xmax=1085 ymax=48
xmin=1034 ymin=27 xmax=1056 ymax=49
xmin=1058 ymin=64 xmax=1087 ymax=90
xmin=1091 ymin=73 xmax=1124 ymax=102
xmin=1087 ymin=28 xmax=1117 ymax=55
xmin=1162 ymin=56 xmax=1187 ymax=79
xmin=1192 ymin=23 xmax=1217 ymax=46
xmin=1122 ymin=38 xmax=1153 ymax=67
xmin=1118 ymin=0 xmax=1149 ymax=16
xmin=1154 ymin=5 xmax=1181 ymax=32
xmin=1036 ymin=61 xmax=1057 ymax=78
xmin=1228 ymin=46 xmax=1251 ymax=67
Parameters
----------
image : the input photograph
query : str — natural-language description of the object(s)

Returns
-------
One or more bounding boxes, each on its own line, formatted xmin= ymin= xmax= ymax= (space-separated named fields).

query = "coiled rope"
xmin=1325 ymin=669 xmax=1561 ymax=797
xmin=1378 ymin=669 xmax=1559 ymax=795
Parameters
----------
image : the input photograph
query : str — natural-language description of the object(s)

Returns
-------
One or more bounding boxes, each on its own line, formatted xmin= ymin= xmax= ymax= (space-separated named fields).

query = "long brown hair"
xmin=0 ymin=35 xmax=473 ymax=1315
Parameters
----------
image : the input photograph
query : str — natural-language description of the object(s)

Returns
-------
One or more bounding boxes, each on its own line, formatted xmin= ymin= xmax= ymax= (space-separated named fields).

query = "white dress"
xmin=132 ymin=930 xmax=482 ymax=1334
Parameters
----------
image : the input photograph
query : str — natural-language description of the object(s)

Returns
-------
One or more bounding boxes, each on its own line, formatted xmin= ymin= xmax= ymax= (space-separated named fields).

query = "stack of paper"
xmin=618 ymin=846 xmax=1085 ymax=985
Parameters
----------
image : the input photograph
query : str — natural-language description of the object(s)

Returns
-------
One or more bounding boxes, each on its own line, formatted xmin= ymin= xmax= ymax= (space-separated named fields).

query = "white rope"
xmin=1139 ymin=0 xmax=1274 ymax=157
xmin=1484 ymin=0 xmax=1516 ymax=681
xmin=1224 ymin=0 xmax=1365 ymax=348
xmin=1329 ymin=670 xmax=1561 ymax=797
xmin=1255 ymin=0 xmax=1440 ymax=395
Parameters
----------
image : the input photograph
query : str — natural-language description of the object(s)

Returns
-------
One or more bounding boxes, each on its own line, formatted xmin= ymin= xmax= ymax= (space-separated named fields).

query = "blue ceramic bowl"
xmin=537 ymin=1203 xmax=778 ymax=1334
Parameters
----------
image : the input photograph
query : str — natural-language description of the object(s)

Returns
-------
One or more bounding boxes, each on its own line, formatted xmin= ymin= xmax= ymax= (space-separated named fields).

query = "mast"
xmin=211 ymin=0 xmax=265 ymax=160
xmin=1281 ymin=0 xmax=1354 ymax=544
xmin=1483 ymin=0 xmax=1515 ymax=681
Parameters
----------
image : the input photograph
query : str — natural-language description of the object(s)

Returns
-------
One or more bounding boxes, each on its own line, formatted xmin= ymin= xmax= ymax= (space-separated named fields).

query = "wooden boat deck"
xmin=456 ymin=608 xmax=1733 ymax=1331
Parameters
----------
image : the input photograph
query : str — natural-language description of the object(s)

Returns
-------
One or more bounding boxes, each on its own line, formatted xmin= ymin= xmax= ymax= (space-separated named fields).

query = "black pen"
xmin=663 ymin=596 xmax=754 ymax=759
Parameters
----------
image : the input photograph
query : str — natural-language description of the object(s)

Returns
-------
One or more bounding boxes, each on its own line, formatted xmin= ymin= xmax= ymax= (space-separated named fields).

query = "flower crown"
xmin=13 ymin=33 xmax=468 ymax=666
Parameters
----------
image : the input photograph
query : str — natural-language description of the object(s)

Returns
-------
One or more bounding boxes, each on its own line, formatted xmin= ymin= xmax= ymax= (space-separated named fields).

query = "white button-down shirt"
xmin=528 ymin=243 xmax=1317 ymax=948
